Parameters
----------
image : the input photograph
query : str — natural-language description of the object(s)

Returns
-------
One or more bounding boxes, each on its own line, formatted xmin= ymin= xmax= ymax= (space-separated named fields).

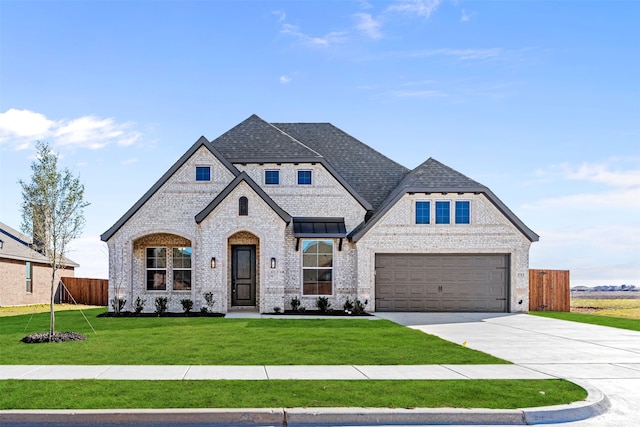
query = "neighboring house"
xmin=101 ymin=115 xmax=538 ymax=314
xmin=0 ymin=221 xmax=78 ymax=306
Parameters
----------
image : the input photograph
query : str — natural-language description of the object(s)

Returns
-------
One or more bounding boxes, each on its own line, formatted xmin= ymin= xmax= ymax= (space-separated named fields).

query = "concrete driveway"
xmin=376 ymin=312 xmax=640 ymax=426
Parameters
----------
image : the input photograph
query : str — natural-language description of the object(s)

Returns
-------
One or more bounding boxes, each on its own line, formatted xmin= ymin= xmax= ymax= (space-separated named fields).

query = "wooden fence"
xmin=60 ymin=277 xmax=109 ymax=306
xmin=529 ymin=269 xmax=570 ymax=312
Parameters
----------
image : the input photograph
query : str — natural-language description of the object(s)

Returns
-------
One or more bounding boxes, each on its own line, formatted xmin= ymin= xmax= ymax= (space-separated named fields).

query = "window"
xmin=195 ymin=166 xmax=211 ymax=181
xmin=239 ymin=196 xmax=248 ymax=216
xmin=26 ymin=262 xmax=32 ymax=293
xmin=415 ymin=201 xmax=430 ymax=224
xmin=297 ymin=170 xmax=312 ymax=185
xmin=435 ymin=201 xmax=450 ymax=224
xmin=265 ymin=170 xmax=280 ymax=185
xmin=146 ymin=248 xmax=167 ymax=290
xmin=455 ymin=201 xmax=470 ymax=224
xmin=302 ymin=240 xmax=333 ymax=296
xmin=172 ymin=247 xmax=192 ymax=290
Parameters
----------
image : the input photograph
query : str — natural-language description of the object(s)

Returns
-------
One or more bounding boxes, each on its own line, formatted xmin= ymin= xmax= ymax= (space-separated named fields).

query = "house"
xmin=101 ymin=115 xmax=538 ymax=314
xmin=0 ymin=221 xmax=78 ymax=306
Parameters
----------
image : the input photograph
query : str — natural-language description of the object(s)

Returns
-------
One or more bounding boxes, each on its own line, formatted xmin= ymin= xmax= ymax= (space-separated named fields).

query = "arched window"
xmin=239 ymin=196 xmax=248 ymax=216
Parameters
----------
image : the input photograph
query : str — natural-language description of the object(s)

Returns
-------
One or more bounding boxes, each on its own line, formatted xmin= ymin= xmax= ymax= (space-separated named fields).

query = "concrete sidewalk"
xmin=0 ymin=363 xmax=555 ymax=380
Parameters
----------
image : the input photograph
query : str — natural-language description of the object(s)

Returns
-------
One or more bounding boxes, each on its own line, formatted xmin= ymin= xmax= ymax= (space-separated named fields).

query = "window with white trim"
xmin=435 ymin=201 xmax=451 ymax=224
xmin=146 ymin=247 xmax=167 ymax=290
xmin=297 ymin=170 xmax=312 ymax=185
xmin=302 ymin=240 xmax=333 ymax=296
xmin=195 ymin=166 xmax=211 ymax=182
xmin=415 ymin=201 xmax=430 ymax=224
xmin=265 ymin=170 xmax=280 ymax=185
xmin=26 ymin=261 xmax=33 ymax=293
xmin=172 ymin=247 xmax=192 ymax=290
xmin=455 ymin=201 xmax=470 ymax=224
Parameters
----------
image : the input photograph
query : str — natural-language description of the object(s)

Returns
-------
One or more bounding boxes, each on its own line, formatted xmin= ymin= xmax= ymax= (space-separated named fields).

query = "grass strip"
xmin=530 ymin=311 xmax=640 ymax=332
xmin=0 ymin=380 xmax=585 ymax=410
xmin=0 ymin=309 xmax=506 ymax=365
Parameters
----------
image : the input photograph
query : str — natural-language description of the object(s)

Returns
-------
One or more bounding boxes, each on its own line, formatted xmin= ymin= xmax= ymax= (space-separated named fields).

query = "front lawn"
xmin=0 ymin=379 xmax=586 ymax=410
xmin=0 ymin=309 xmax=507 ymax=365
xmin=531 ymin=310 xmax=640 ymax=332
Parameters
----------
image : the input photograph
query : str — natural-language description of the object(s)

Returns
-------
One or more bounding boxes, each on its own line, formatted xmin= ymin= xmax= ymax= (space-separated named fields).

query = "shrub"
xmin=133 ymin=297 xmax=146 ymax=314
xmin=343 ymin=298 xmax=354 ymax=312
xmin=273 ymin=307 xmax=282 ymax=314
xmin=353 ymin=299 xmax=368 ymax=315
xmin=203 ymin=292 xmax=215 ymax=312
xmin=180 ymin=299 xmax=193 ymax=313
xmin=316 ymin=296 xmax=331 ymax=313
xmin=200 ymin=306 xmax=208 ymax=314
xmin=110 ymin=297 xmax=126 ymax=314
xmin=290 ymin=296 xmax=301 ymax=311
xmin=154 ymin=297 xmax=168 ymax=316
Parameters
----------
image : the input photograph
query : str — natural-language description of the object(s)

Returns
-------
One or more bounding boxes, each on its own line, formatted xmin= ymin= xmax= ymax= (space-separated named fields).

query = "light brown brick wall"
xmin=0 ymin=258 xmax=75 ymax=306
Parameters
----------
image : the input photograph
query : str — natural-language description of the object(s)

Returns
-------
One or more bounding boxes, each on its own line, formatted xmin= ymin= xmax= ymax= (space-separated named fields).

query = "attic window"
xmin=239 ymin=197 xmax=248 ymax=216
xmin=195 ymin=166 xmax=211 ymax=182
xmin=265 ymin=170 xmax=279 ymax=185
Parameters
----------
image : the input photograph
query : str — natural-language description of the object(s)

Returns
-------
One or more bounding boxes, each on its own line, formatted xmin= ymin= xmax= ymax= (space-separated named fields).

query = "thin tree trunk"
xmin=49 ymin=269 xmax=56 ymax=341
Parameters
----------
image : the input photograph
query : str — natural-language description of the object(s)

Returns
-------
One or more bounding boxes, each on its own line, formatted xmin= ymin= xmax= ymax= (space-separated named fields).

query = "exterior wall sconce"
xmin=270 ymin=257 xmax=276 ymax=269
xmin=211 ymin=257 xmax=216 ymax=269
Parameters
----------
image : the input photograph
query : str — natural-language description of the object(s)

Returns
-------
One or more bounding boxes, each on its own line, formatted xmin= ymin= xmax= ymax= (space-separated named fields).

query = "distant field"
xmin=571 ymin=291 xmax=640 ymax=299
xmin=0 ymin=304 xmax=103 ymax=317
xmin=571 ymin=298 xmax=640 ymax=320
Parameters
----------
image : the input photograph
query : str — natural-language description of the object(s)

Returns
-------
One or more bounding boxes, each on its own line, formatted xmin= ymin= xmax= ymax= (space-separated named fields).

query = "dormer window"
xmin=239 ymin=197 xmax=248 ymax=216
xmin=297 ymin=170 xmax=312 ymax=185
xmin=195 ymin=166 xmax=211 ymax=182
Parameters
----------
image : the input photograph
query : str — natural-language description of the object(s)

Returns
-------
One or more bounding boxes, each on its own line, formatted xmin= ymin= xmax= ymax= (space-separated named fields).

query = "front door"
xmin=231 ymin=245 xmax=256 ymax=306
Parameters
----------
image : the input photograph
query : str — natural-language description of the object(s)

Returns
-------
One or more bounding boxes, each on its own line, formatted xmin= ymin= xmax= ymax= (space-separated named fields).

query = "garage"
xmin=375 ymin=254 xmax=509 ymax=312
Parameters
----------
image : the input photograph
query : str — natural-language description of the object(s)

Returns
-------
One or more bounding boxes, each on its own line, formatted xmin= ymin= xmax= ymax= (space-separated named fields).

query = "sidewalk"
xmin=0 ymin=363 xmax=554 ymax=380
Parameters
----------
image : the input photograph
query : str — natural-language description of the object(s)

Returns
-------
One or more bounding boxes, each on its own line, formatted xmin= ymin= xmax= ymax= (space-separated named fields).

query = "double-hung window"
xmin=195 ymin=166 xmax=211 ymax=181
xmin=455 ymin=201 xmax=470 ymax=224
xmin=415 ymin=201 xmax=430 ymax=224
xmin=297 ymin=170 xmax=312 ymax=185
xmin=265 ymin=170 xmax=280 ymax=185
xmin=146 ymin=248 xmax=167 ymax=290
xmin=26 ymin=262 xmax=32 ymax=293
xmin=435 ymin=201 xmax=451 ymax=224
xmin=172 ymin=247 xmax=192 ymax=290
xmin=302 ymin=240 xmax=333 ymax=296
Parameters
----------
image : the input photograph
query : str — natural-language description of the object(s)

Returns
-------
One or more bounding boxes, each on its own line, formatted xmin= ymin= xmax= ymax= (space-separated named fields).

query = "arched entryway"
xmin=132 ymin=233 xmax=192 ymax=293
xmin=228 ymin=231 xmax=260 ymax=308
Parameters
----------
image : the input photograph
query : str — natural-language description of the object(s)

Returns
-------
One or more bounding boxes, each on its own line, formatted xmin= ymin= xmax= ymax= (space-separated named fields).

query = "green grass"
xmin=0 ymin=379 xmax=586 ymax=409
xmin=571 ymin=298 xmax=640 ymax=320
xmin=531 ymin=310 xmax=640 ymax=332
xmin=0 ymin=309 xmax=507 ymax=365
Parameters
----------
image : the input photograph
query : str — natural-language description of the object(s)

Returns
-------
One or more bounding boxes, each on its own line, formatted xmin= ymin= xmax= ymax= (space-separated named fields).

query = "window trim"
xmin=435 ymin=200 xmax=451 ymax=224
xmin=265 ymin=169 xmax=280 ymax=185
xmin=455 ymin=200 xmax=471 ymax=224
xmin=301 ymin=239 xmax=334 ymax=296
xmin=415 ymin=200 xmax=431 ymax=224
xmin=146 ymin=247 xmax=167 ymax=291
xmin=171 ymin=247 xmax=192 ymax=291
xmin=26 ymin=261 xmax=32 ymax=293
xmin=195 ymin=166 xmax=211 ymax=182
xmin=297 ymin=170 xmax=312 ymax=186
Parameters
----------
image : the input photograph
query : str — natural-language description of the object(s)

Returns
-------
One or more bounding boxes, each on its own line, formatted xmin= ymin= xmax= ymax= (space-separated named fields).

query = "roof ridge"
xmin=269 ymin=122 xmax=324 ymax=158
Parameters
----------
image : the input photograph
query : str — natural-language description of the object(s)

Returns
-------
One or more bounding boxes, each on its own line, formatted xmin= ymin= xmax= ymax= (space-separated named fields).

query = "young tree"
xmin=19 ymin=141 xmax=90 ymax=341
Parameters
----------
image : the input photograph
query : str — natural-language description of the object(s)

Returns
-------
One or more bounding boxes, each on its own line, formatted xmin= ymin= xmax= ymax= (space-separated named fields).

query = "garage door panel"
xmin=375 ymin=254 xmax=509 ymax=312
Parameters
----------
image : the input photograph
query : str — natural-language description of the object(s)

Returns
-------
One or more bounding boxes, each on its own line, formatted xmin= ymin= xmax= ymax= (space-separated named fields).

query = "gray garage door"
xmin=375 ymin=254 xmax=509 ymax=312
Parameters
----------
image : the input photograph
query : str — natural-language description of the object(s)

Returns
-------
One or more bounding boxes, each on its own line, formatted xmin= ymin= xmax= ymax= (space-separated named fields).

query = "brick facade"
xmin=0 ymin=257 xmax=74 ymax=306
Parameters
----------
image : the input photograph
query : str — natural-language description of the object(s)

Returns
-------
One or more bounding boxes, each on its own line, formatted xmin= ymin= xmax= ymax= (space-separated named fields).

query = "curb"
xmin=0 ymin=381 xmax=610 ymax=426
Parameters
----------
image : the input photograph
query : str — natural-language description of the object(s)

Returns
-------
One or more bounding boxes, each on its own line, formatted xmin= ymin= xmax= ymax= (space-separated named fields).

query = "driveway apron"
xmin=376 ymin=312 xmax=640 ymax=426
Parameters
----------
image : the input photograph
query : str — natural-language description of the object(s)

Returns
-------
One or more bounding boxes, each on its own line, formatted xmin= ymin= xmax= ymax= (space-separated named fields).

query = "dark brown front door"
xmin=232 ymin=245 xmax=256 ymax=306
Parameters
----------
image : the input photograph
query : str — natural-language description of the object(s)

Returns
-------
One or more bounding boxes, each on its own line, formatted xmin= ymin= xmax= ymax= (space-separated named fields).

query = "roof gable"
xmin=101 ymin=136 xmax=240 ymax=242
xmin=271 ymin=123 xmax=409 ymax=211
xmin=349 ymin=158 xmax=539 ymax=242
xmin=195 ymin=172 xmax=292 ymax=224
xmin=0 ymin=221 xmax=79 ymax=266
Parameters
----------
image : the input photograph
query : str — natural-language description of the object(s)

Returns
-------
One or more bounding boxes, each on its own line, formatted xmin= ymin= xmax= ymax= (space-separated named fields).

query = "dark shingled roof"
xmin=272 ymin=122 xmax=409 ymax=211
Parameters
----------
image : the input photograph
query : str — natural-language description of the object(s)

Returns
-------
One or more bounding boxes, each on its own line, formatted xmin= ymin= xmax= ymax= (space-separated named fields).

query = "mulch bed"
xmin=269 ymin=310 xmax=371 ymax=316
xmin=21 ymin=331 xmax=87 ymax=344
xmin=98 ymin=311 xmax=225 ymax=318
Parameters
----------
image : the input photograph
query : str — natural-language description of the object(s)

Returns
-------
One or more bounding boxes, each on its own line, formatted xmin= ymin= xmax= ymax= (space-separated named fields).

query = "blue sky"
xmin=1 ymin=0 xmax=638 ymax=286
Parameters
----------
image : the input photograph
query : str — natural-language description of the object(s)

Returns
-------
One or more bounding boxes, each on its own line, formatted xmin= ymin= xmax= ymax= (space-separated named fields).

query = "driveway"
xmin=376 ymin=312 xmax=640 ymax=426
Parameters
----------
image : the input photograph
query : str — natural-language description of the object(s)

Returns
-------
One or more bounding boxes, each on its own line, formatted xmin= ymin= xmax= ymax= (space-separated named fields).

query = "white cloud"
xmin=0 ymin=109 xmax=141 ymax=151
xmin=460 ymin=9 xmax=476 ymax=22
xmin=281 ymin=23 xmax=347 ymax=47
xmin=279 ymin=75 xmax=292 ymax=84
xmin=355 ymin=13 xmax=383 ymax=39
xmin=387 ymin=0 xmax=441 ymax=18
xmin=410 ymin=48 xmax=502 ymax=61
xmin=388 ymin=89 xmax=445 ymax=98
xmin=272 ymin=10 xmax=286 ymax=23
xmin=562 ymin=161 xmax=640 ymax=188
